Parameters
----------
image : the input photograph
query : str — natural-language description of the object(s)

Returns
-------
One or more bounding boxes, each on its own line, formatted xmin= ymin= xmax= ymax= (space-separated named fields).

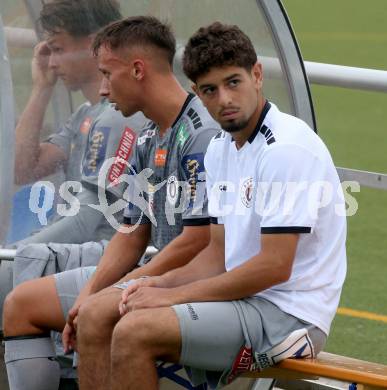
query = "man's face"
xmin=46 ymin=30 xmax=96 ymax=91
xmin=97 ymin=46 xmax=141 ymax=117
xmin=194 ymin=64 xmax=262 ymax=133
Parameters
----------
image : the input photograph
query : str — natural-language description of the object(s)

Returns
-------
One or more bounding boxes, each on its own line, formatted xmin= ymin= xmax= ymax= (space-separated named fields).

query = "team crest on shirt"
xmin=167 ymin=175 xmax=179 ymax=205
xmin=241 ymin=177 xmax=254 ymax=208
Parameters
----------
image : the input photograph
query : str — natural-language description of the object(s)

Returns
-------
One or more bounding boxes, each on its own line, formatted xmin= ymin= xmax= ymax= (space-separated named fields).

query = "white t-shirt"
xmin=205 ymin=101 xmax=347 ymax=335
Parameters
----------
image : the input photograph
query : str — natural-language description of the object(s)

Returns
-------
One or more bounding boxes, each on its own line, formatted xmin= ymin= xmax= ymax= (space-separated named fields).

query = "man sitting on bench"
xmin=76 ymin=21 xmax=347 ymax=389
xmin=3 ymin=16 xmax=219 ymax=390
xmin=11 ymin=0 xmax=146 ymax=246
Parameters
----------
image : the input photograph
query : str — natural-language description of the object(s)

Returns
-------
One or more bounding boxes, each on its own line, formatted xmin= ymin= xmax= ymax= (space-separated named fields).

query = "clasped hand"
xmin=62 ymin=303 xmax=80 ymax=353
xmin=119 ymin=276 xmax=176 ymax=315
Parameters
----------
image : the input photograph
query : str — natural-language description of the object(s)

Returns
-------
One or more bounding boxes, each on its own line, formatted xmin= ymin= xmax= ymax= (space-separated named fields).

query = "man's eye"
xmin=229 ymin=79 xmax=240 ymax=87
xmin=51 ymin=47 xmax=63 ymax=54
xmin=203 ymin=87 xmax=216 ymax=96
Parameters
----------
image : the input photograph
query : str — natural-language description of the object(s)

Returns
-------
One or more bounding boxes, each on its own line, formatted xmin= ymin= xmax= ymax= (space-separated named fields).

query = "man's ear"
xmin=191 ymin=83 xmax=199 ymax=96
xmin=252 ymin=62 xmax=263 ymax=89
xmin=132 ymin=59 xmax=145 ymax=81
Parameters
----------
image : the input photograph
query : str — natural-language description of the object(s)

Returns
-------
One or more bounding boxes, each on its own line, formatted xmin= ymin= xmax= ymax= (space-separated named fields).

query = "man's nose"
xmin=99 ymin=78 xmax=109 ymax=97
xmin=48 ymin=53 xmax=58 ymax=69
xmin=218 ymin=87 xmax=232 ymax=107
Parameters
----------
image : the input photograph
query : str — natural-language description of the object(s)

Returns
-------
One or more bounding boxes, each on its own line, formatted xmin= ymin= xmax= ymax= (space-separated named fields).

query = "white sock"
xmin=4 ymin=335 xmax=60 ymax=390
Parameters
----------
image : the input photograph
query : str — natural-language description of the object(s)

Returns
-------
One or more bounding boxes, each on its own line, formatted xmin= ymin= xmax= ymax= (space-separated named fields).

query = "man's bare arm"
xmin=14 ymin=42 xmax=66 ymax=184
xmin=173 ymin=233 xmax=299 ymax=302
xmin=125 ymin=224 xmax=211 ymax=281
xmin=88 ymin=223 xmax=151 ymax=295
xmin=159 ymin=223 xmax=225 ymax=286
xmin=120 ymin=232 xmax=299 ymax=312
xmin=119 ymin=224 xmax=225 ymax=309
xmin=63 ymin=223 xmax=151 ymax=350
xmin=66 ymin=223 xmax=150 ymax=321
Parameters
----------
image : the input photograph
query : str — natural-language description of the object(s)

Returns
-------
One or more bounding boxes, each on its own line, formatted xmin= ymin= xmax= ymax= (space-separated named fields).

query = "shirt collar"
xmin=171 ymin=93 xmax=195 ymax=128
xmin=230 ymin=100 xmax=271 ymax=143
xmin=246 ymin=100 xmax=271 ymax=144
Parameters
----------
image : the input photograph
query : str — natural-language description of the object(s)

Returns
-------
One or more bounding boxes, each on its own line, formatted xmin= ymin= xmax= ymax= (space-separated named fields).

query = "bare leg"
xmin=77 ymin=287 xmax=123 ymax=390
xmin=3 ymin=276 xmax=64 ymax=390
xmin=3 ymin=275 xmax=65 ymax=336
xmin=110 ymin=307 xmax=181 ymax=390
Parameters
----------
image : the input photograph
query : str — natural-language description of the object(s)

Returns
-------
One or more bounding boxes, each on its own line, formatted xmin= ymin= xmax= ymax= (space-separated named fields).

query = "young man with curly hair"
xmin=77 ymin=22 xmax=346 ymax=390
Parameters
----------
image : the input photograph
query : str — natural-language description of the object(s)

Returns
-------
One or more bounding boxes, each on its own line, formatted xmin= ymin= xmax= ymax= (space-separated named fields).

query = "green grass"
xmin=325 ymin=315 xmax=387 ymax=364
xmin=283 ymin=0 xmax=387 ymax=364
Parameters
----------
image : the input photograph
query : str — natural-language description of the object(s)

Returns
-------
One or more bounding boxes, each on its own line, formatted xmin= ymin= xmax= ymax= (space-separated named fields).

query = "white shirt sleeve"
xmin=257 ymin=144 xmax=326 ymax=233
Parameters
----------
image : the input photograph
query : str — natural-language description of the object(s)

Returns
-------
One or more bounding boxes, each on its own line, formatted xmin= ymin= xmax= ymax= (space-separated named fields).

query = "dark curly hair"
xmin=183 ymin=22 xmax=257 ymax=82
xmin=92 ymin=16 xmax=176 ymax=66
xmin=37 ymin=0 xmax=122 ymax=37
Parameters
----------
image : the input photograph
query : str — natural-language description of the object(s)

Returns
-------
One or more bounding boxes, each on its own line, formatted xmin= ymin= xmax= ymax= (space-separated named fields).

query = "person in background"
xmin=9 ymin=0 xmax=146 ymax=246
xmin=14 ymin=0 xmax=122 ymax=185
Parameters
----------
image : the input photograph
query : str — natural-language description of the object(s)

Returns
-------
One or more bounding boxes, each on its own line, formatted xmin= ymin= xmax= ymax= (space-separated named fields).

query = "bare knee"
xmin=112 ymin=308 xmax=181 ymax=364
xmin=77 ymin=300 xmax=103 ymax=342
xmin=77 ymin=292 xmax=121 ymax=345
xmin=3 ymin=285 xmax=33 ymax=335
xmin=111 ymin=312 xmax=155 ymax=358
xmin=3 ymin=276 xmax=64 ymax=336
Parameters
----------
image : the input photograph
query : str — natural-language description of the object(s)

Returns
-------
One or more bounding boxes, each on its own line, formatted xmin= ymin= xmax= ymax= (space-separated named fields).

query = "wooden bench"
xmin=244 ymin=352 xmax=387 ymax=389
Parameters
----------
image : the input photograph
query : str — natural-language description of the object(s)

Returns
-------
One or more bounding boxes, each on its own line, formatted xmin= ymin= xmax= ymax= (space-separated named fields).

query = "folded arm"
xmin=120 ymin=230 xmax=299 ymax=312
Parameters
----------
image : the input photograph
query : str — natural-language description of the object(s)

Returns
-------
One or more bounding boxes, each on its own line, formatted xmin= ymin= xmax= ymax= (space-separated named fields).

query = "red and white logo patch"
xmin=80 ymin=117 xmax=93 ymax=134
xmin=154 ymin=148 xmax=167 ymax=167
xmin=227 ymin=346 xmax=254 ymax=383
xmin=108 ymin=127 xmax=136 ymax=185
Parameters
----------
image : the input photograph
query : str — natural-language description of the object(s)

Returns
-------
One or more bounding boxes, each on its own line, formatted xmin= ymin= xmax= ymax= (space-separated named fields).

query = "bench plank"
xmin=243 ymin=367 xmax=318 ymax=381
xmin=245 ymin=352 xmax=387 ymax=388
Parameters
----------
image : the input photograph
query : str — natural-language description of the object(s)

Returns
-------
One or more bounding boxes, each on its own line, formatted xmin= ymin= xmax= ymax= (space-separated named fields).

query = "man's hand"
xmin=62 ymin=322 xmax=77 ymax=353
xmin=62 ymin=300 xmax=83 ymax=353
xmin=119 ymin=276 xmax=166 ymax=315
xmin=120 ymin=286 xmax=179 ymax=315
xmin=32 ymin=42 xmax=57 ymax=89
xmin=62 ymin=303 xmax=81 ymax=353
